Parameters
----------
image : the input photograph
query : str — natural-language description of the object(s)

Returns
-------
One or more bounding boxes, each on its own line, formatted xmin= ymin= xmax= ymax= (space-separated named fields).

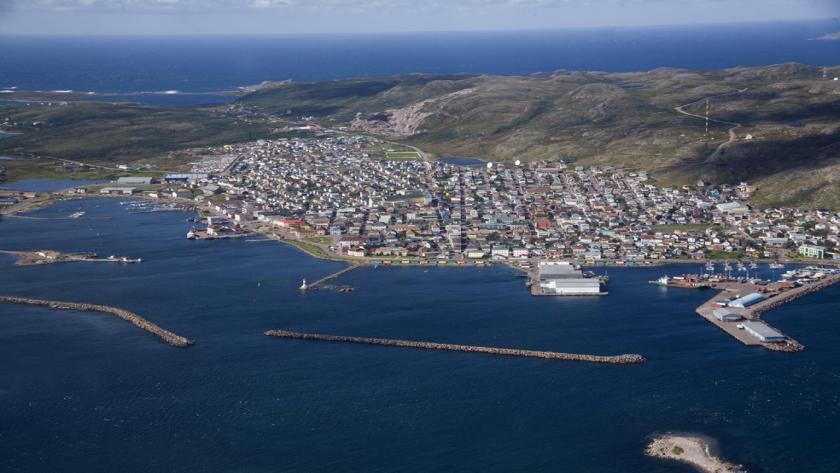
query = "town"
xmin=4 ymin=133 xmax=838 ymax=267
xmin=171 ymin=134 xmax=838 ymax=265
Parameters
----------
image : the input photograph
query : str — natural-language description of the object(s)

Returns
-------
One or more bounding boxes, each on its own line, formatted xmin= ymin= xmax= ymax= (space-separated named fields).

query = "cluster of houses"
xmin=102 ymin=134 xmax=840 ymax=263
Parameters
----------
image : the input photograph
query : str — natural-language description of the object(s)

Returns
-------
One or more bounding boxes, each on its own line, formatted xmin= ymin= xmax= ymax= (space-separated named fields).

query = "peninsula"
xmin=0 ymin=249 xmax=142 ymax=266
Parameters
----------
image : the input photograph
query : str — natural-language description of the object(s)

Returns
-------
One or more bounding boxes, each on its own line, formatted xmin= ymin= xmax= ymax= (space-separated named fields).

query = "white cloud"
xmin=6 ymin=0 xmax=836 ymax=13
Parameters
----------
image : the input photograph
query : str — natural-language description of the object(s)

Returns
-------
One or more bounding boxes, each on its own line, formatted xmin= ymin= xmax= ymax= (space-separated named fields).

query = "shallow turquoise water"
xmin=1 ymin=197 xmax=839 ymax=472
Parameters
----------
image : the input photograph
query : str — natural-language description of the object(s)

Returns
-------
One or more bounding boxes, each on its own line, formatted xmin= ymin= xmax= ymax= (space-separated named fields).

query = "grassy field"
xmin=303 ymin=236 xmax=334 ymax=245
xmin=284 ymin=239 xmax=333 ymax=259
xmin=385 ymin=151 xmax=421 ymax=160
xmin=0 ymin=101 xmax=272 ymax=169
xmin=0 ymin=158 xmax=129 ymax=183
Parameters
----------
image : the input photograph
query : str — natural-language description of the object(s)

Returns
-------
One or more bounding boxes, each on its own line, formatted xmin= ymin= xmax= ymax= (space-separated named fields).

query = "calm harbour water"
xmin=1 ymin=196 xmax=840 ymax=472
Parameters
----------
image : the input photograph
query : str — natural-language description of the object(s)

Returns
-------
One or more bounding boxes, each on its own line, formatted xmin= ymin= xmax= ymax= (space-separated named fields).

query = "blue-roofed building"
xmin=728 ymin=292 xmax=765 ymax=308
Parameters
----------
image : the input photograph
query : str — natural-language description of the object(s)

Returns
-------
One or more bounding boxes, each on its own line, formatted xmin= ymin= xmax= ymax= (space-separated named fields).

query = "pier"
xmin=264 ymin=330 xmax=646 ymax=364
xmin=0 ymin=295 xmax=193 ymax=347
xmin=303 ymin=264 xmax=362 ymax=291
xmin=748 ymin=272 xmax=840 ymax=318
xmin=694 ymin=272 xmax=840 ymax=352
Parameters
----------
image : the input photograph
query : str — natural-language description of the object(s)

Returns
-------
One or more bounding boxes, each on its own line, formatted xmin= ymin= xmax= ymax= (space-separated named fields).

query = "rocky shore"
xmin=646 ymin=433 xmax=746 ymax=473
xmin=0 ymin=295 xmax=193 ymax=347
xmin=265 ymin=330 xmax=645 ymax=364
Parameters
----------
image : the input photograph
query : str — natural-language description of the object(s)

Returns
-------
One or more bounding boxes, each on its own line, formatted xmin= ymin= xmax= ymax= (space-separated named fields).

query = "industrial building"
xmin=728 ymin=293 xmax=765 ymax=308
xmin=99 ymin=187 xmax=138 ymax=195
xmin=713 ymin=308 xmax=743 ymax=322
xmin=117 ymin=176 xmax=157 ymax=186
xmin=165 ymin=173 xmax=209 ymax=183
xmin=538 ymin=262 xmax=602 ymax=296
xmin=742 ymin=321 xmax=785 ymax=343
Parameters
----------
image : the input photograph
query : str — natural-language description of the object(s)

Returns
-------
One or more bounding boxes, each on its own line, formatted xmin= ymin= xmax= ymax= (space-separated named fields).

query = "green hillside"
xmin=239 ymin=63 xmax=840 ymax=208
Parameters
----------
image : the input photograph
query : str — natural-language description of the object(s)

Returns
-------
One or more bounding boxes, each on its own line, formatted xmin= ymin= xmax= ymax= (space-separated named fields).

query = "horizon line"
xmin=0 ymin=17 xmax=835 ymax=38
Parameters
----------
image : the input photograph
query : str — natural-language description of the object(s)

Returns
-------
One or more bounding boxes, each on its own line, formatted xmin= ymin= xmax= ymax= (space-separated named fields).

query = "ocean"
xmin=2 ymin=196 xmax=840 ymax=472
xmin=1 ymin=20 xmax=839 ymax=100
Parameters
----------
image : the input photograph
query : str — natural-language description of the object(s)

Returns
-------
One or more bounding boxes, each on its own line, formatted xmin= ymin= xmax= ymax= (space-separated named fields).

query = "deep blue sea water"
xmin=2 ymin=196 xmax=840 ymax=472
xmin=1 ymin=20 xmax=839 ymax=99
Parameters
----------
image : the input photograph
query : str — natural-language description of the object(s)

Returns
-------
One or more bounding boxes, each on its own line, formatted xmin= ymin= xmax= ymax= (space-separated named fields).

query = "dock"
xmin=0 ymin=295 xmax=194 ymax=347
xmin=526 ymin=259 xmax=608 ymax=296
xmin=694 ymin=272 xmax=840 ymax=352
xmin=265 ymin=330 xmax=646 ymax=364
xmin=303 ymin=264 xmax=361 ymax=291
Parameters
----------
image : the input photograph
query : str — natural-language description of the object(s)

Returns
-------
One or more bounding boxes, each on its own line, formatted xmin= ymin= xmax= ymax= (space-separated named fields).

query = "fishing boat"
xmin=769 ymin=262 xmax=784 ymax=270
xmin=705 ymin=261 xmax=715 ymax=272
xmin=649 ymin=275 xmax=711 ymax=289
xmin=749 ymin=262 xmax=758 ymax=269
xmin=299 ymin=278 xmax=308 ymax=290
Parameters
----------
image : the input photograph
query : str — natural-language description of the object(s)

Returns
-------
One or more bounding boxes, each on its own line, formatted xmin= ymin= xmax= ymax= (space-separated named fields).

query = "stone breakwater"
xmin=0 ymin=295 xmax=194 ymax=347
xmin=750 ymin=273 xmax=840 ymax=319
xmin=265 ymin=330 xmax=645 ymax=364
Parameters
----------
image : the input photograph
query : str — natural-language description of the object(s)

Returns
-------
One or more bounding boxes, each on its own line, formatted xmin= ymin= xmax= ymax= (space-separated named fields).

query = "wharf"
xmin=0 ymin=295 xmax=193 ymax=347
xmin=303 ymin=264 xmax=361 ymax=291
xmin=526 ymin=260 xmax=608 ymax=296
xmin=265 ymin=330 xmax=645 ymax=364
xmin=694 ymin=273 xmax=840 ymax=352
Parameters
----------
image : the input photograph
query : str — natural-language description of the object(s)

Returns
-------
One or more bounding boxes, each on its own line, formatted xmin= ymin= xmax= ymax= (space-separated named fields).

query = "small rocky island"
xmin=646 ymin=433 xmax=746 ymax=473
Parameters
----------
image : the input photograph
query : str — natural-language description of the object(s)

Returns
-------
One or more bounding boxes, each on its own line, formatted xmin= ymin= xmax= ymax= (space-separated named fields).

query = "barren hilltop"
xmin=2 ymin=62 xmax=838 ymax=208
xmin=240 ymin=63 xmax=840 ymax=208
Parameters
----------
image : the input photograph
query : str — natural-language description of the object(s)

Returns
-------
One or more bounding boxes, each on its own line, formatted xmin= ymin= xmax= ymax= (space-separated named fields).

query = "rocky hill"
xmin=240 ymin=63 xmax=840 ymax=208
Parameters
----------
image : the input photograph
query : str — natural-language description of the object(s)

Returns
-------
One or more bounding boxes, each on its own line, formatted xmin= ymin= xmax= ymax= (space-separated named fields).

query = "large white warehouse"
xmin=538 ymin=262 xmax=602 ymax=296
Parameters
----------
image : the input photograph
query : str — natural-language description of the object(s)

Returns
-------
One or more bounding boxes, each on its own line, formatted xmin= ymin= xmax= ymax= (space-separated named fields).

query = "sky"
xmin=0 ymin=0 xmax=838 ymax=35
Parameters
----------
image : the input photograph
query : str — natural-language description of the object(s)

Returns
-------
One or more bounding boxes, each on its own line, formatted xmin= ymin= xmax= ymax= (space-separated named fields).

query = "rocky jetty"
xmin=0 ymin=295 xmax=193 ymax=347
xmin=265 ymin=330 xmax=645 ymax=364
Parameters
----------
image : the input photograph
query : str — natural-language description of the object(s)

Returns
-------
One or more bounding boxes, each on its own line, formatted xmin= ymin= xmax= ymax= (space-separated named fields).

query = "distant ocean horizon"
xmin=1 ymin=19 xmax=840 ymax=96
